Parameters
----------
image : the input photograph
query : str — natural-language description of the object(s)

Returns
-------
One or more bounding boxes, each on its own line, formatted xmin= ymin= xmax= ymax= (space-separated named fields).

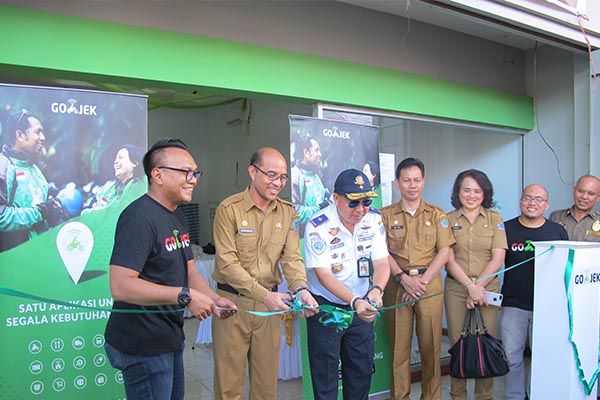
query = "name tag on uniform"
xmin=357 ymin=257 xmax=370 ymax=278
xmin=451 ymin=226 xmax=462 ymax=230
xmin=391 ymin=225 xmax=404 ymax=230
xmin=239 ymin=228 xmax=254 ymax=234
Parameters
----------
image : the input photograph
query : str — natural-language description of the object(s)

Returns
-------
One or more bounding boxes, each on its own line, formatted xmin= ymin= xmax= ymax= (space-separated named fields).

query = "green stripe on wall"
xmin=0 ymin=4 xmax=533 ymax=130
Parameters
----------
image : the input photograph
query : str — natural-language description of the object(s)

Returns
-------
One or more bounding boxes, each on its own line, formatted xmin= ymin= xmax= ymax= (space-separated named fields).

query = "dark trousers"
xmin=307 ymin=296 xmax=374 ymax=400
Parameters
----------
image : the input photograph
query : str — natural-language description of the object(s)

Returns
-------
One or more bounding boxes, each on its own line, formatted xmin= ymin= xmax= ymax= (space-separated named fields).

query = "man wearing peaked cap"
xmin=303 ymin=168 xmax=390 ymax=400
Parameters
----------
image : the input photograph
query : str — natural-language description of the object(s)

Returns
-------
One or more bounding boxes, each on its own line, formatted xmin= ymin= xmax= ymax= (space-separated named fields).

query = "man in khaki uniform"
xmin=549 ymin=174 xmax=600 ymax=242
xmin=381 ymin=157 xmax=455 ymax=400
xmin=212 ymin=147 xmax=318 ymax=400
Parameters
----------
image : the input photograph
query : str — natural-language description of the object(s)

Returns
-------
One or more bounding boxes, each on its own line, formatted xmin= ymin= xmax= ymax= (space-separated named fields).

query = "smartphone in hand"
xmin=484 ymin=290 xmax=503 ymax=307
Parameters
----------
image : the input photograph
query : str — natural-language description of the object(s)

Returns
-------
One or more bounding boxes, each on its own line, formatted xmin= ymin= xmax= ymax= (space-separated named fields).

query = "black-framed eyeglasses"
xmin=521 ymin=195 xmax=547 ymax=204
xmin=252 ymin=165 xmax=289 ymax=183
xmin=157 ymin=166 xmax=204 ymax=181
xmin=344 ymin=198 xmax=373 ymax=209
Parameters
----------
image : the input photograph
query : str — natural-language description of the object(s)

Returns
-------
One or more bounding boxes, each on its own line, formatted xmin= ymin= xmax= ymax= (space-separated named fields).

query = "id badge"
xmin=357 ymin=257 xmax=370 ymax=278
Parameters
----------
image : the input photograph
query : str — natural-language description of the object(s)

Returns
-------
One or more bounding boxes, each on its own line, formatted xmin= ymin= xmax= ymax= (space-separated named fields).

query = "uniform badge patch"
xmin=311 ymin=237 xmax=326 ymax=255
xmin=441 ymin=219 xmax=449 ymax=229
xmin=331 ymin=263 xmax=343 ymax=273
xmin=497 ymin=222 xmax=505 ymax=231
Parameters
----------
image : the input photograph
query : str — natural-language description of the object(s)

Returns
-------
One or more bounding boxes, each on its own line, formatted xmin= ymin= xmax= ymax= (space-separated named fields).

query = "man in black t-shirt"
xmin=104 ymin=138 xmax=236 ymax=400
xmin=500 ymin=184 xmax=568 ymax=400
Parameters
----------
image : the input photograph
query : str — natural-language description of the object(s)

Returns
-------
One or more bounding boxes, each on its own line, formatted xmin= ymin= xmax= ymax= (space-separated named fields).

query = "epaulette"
xmin=219 ymin=192 xmax=244 ymax=207
xmin=276 ymin=197 xmax=293 ymax=207
xmin=368 ymin=207 xmax=381 ymax=214
xmin=310 ymin=214 xmax=329 ymax=227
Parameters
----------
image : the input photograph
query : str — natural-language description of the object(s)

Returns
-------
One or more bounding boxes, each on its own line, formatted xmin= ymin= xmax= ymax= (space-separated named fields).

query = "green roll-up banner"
xmin=0 ymin=84 xmax=147 ymax=399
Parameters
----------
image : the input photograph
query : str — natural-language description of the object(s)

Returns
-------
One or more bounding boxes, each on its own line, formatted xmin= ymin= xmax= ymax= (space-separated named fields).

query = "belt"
xmin=217 ymin=282 xmax=278 ymax=296
xmin=402 ymin=267 xmax=427 ymax=276
xmin=447 ymin=275 xmax=478 ymax=282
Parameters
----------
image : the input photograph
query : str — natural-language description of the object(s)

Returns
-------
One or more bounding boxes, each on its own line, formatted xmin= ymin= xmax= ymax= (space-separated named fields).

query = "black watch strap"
xmin=394 ymin=273 xmax=403 ymax=284
xmin=177 ymin=287 xmax=191 ymax=307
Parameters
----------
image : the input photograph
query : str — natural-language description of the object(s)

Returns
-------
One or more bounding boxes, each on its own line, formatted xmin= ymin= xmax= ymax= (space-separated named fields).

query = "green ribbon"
xmin=563 ymin=248 xmax=600 ymax=396
xmin=318 ymin=304 xmax=354 ymax=332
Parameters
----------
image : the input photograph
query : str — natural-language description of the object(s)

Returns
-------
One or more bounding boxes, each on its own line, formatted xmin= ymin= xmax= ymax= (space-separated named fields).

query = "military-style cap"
xmin=334 ymin=169 xmax=378 ymax=200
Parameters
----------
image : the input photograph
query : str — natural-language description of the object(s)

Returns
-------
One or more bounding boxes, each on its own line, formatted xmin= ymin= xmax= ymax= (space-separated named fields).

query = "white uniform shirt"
xmin=303 ymin=203 xmax=389 ymax=305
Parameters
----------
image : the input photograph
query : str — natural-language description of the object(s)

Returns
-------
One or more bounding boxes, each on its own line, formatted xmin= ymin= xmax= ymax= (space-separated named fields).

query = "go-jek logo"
xmin=51 ymin=99 xmax=97 ymax=116
xmin=164 ymin=229 xmax=191 ymax=252
xmin=510 ymin=240 xmax=534 ymax=252
xmin=573 ymin=271 xmax=600 ymax=285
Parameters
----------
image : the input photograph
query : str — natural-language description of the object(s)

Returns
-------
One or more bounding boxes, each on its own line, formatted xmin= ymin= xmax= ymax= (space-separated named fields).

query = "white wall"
xmin=524 ymin=44 xmax=594 ymax=212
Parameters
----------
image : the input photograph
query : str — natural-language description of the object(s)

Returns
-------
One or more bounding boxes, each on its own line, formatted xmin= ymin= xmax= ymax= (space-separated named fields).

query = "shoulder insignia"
xmin=440 ymin=218 xmax=449 ymax=229
xmin=497 ymin=221 xmax=505 ymax=231
xmin=310 ymin=214 xmax=329 ymax=227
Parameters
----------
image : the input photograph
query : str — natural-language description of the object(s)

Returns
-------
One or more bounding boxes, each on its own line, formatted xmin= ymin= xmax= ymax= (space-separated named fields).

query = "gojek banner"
xmin=0 ymin=83 xmax=147 ymax=399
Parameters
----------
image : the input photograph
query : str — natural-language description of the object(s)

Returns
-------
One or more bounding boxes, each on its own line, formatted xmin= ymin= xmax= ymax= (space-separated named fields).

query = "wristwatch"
xmin=177 ymin=287 xmax=192 ymax=307
xmin=393 ymin=273 xmax=403 ymax=284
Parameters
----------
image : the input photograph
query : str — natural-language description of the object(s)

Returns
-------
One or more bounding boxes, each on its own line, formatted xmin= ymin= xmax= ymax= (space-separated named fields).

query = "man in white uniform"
xmin=304 ymin=168 xmax=390 ymax=400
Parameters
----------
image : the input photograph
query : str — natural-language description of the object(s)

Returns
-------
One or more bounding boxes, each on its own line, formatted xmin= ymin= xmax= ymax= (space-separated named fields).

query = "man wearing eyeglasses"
xmin=104 ymin=138 xmax=237 ymax=400
xmin=549 ymin=175 xmax=600 ymax=243
xmin=499 ymin=184 xmax=567 ymax=400
xmin=380 ymin=157 xmax=455 ymax=400
xmin=303 ymin=168 xmax=390 ymax=400
xmin=212 ymin=147 xmax=319 ymax=400
xmin=0 ymin=109 xmax=63 ymax=252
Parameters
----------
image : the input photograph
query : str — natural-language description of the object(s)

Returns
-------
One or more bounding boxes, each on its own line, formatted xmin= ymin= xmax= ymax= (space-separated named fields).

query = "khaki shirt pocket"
xmin=268 ymin=233 xmax=287 ymax=260
xmin=386 ymin=227 xmax=406 ymax=252
xmin=473 ymin=225 xmax=494 ymax=249
xmin=423 ymin=225 xmax=436 ymax=245
xmin=235 ymin=233 xmax=258 ymax=265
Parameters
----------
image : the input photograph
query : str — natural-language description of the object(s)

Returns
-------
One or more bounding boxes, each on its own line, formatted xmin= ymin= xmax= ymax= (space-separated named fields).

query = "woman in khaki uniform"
xmin=445 ymin=169 xmax=507 ymax=400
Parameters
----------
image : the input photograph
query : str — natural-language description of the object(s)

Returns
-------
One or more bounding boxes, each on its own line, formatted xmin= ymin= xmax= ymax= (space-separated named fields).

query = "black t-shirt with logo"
xmin=105 ymin=194 xmax=193 ymax=355
xmin=501 ymin=217 xmax=568 ymax=311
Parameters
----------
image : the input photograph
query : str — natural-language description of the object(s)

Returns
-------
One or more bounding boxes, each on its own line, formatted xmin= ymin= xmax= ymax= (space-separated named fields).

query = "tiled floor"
xmin=182 ymin=318 xmax=510 ymax=400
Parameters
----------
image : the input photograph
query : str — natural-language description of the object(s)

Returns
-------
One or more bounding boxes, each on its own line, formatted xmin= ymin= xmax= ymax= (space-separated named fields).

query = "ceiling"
xmin=337 ymin=0 xmax=536 ymax=50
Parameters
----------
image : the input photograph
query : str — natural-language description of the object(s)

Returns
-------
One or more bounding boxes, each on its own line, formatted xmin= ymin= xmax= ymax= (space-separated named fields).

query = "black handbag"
xmin=448 ymin=306 xmax=510 ymax=379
